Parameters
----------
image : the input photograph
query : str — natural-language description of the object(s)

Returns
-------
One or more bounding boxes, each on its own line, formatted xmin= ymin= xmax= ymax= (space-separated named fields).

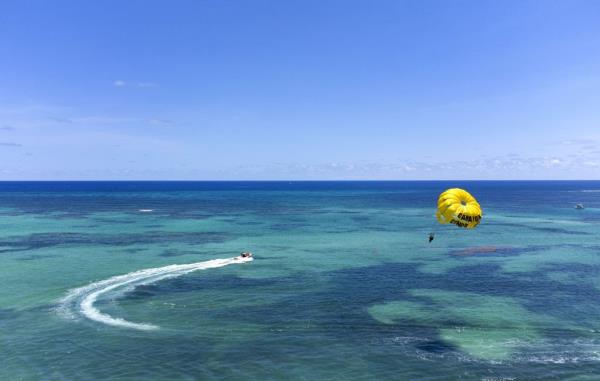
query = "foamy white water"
xmin=58 ymin=256 xmax=253 ymax=330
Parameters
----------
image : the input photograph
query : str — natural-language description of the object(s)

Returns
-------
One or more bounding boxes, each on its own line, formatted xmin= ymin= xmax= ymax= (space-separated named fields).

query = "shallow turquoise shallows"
xmin=2 ymin=181 xmax=600 ymax=380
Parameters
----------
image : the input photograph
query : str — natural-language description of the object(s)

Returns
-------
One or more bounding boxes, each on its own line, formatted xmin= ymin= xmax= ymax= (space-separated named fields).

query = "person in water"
xmin=428 ymin=233 xmax=435 ymax=243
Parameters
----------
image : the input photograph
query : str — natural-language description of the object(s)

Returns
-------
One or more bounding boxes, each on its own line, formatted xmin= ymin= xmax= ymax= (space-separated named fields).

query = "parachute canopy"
xmin=436 ymin=188 xmax=482 ymax=229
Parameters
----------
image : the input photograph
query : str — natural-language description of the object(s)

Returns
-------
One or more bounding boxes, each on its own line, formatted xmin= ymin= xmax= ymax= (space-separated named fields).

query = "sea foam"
xmin=58 ymin=256 xmax=253 ymax=331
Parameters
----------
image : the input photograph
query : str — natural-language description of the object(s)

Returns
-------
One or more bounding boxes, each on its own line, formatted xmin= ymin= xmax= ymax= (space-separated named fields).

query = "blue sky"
xmin=1 ymin=0 xmax=599 ymax=180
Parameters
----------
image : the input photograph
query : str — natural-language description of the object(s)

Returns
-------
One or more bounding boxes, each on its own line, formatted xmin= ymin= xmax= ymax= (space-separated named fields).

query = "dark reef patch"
xmin=0 ymin=231 xmax=230 ymax=253
xmin=124 ymin=274 xmax=278 ymax=301
xmin=270 ymin=223 xmax=311 ymax=231
xmin=159 ymin=249 xmax=200 ymax=257
xmin=529 ymin=226 xmax=590 ymax=235
xmin=486 ymin=221 xmax=591 ymax=236
xmin=122 ymin=248 xmax=146 ymax=254
xmin=14 ymin=254 xmax=56 ymax=261
xmin=236 ymin=221 xmax=263 ymax=225
xmin=0 ymin=308 xmax=19 ymax=321
xmin=416 ymin=340 xmax=457 ymax=354
xmin=449 ymin=246 xmax=542 ymax=257
xmin=251 ymin=255 xmax=284 ymax=260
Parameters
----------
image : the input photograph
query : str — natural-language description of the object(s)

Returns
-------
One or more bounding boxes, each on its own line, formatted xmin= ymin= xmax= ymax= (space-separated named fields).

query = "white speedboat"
xmin=235 ymin=251 xmax=253 ymax=260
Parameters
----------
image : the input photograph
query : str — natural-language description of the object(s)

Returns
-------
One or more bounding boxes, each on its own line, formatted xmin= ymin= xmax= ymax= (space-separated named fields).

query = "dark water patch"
xmin=122 ymin=286 xmax=159 ymax=300
xmin=449 ymin=246 xmax=542 ymax=257
xmin=159 ymin=250 xmax=186 ymax=257
xmin=122 ymin=248 xmax=146 ymax=254
xmin=486 ymin=221 xmax=528 ymax=228
xmin=324 ymin=223 xmax=396 ymax=233
xmin=483 ymin=221 xmax=591 ymax=236
xmin=124 ymin=273 xmax=278 ymax=301
xmin=363 ymin=225 xmax=399 ymax=232
xmin=530 ymin=226 xmax=590 ymax=235
xmin=567 ymin=243 xmax=600 ymax=251
xmin=252 ymin=255 xmax=285 ymax=260
xmin=448 ymin=243 xmax=596 ymax=258
xmin=176 ymin=212 xmax=214 ymax=218
xmin=582 ymin=215 xmax=600 ymax=223
xmin=14 ymin=254 xmax=56 ymax=261
xmin=0 ymin=231 xmax=230 ymax=253
xmin=0 ymin=210 xmax=26 ymax=217
xmin=270 ymin=223 xmax=311 ymax=231
xmin=236 ymin=221 xmax=263 ymax=225
xmin=327 ymin=210 xmax=362 ymax=214
xmin=415 ymin=339 xmax=457 ymax=354
xmin=0 ymin=308 xmax=19 ymax=320
xmin=93 ymin=218 xmax=137 ymax=224
xmin=543 ymin=262 xmax=600 ymax=274
xmin=265 ymin=245 xmax=292 ymax=251
xmin=159 ymin=249 xmax=200 ymax=257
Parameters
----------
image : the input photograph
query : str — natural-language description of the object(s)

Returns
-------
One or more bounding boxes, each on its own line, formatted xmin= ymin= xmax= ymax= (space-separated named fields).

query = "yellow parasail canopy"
xmin=436 ymin=188 xmax=482 ymax=229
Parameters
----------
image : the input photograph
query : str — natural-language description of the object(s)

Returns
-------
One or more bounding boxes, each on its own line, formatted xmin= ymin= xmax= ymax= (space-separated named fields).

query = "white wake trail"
xmin=58 ymin=256 xmax=253 ymax=331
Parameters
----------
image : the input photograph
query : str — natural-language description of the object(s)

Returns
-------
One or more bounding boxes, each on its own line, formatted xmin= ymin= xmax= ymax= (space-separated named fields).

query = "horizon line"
xmin=1 ymin=179 xmax=599 ymax=182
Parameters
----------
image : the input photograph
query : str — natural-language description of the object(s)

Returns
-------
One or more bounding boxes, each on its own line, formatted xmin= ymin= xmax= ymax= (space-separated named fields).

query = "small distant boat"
xmin=575 ymin=204 xmax=584 ymax=210
xmin=138 ymin=209 xmax=154 ymax=212
xmin=235 ymin=251 xmax=253 ymax=260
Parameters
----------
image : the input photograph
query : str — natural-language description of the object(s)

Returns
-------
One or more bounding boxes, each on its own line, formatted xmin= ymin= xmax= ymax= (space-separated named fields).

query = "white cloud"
xmin=113 ymin=80 xmax=157 ymax=88
xmin=559 ymin=138 xmax=596 ymax=146
xmin=222 ymin=153 xmax=600 ymax=180
xmin=76 ymin=116 xmax=137 ymax=124
xmin=47 ymin=115 xmax=176 ymax=127
xmin=555 ymin=138 xmax=598 ymax=151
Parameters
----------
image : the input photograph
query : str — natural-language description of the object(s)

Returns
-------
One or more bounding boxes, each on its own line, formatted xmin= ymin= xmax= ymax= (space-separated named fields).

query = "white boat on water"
xmin=235 ymin=251 xmax=253 ymax=260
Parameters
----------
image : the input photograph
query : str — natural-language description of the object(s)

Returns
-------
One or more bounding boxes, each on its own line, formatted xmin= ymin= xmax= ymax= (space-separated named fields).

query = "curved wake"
xmin=58 ymin=256 xmax=253 ymax=331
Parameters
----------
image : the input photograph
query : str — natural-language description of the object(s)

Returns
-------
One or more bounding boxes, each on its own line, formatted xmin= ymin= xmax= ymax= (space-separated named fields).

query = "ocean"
xmin=1 ymin=181 xmax=599 ymax=380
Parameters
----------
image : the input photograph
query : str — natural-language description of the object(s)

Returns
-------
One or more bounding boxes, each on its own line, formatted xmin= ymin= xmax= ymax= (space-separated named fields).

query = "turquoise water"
xmin=1 ymin=181 xmax=600 ymax=380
